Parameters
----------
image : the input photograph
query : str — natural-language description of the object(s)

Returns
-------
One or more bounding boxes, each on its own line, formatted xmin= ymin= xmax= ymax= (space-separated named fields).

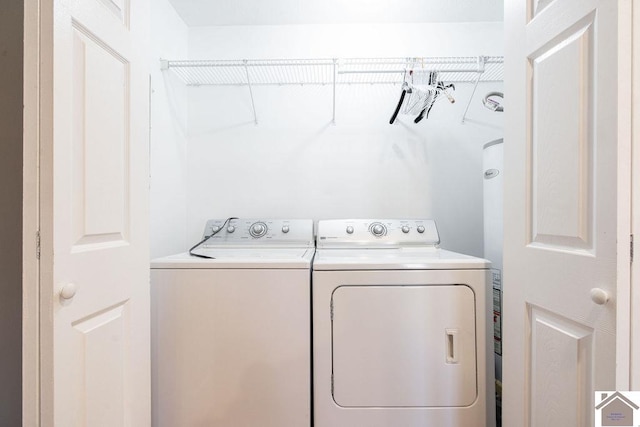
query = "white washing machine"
xmin=151 ymin=219 xmax=314 ymax=427
xmin=313 ymin=219 xmax=495 ymax=427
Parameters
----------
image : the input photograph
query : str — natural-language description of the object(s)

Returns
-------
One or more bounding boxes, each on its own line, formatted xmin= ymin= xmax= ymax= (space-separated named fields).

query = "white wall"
xmin=181 ymin=23 xmax=503 ymax=256
xmin=150 ymin=0 xmax=189 ymax=258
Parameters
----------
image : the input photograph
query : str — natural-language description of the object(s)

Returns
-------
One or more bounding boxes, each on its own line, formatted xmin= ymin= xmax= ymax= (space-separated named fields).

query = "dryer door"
xmin=332 ymin=284 xmax=477 ymax=407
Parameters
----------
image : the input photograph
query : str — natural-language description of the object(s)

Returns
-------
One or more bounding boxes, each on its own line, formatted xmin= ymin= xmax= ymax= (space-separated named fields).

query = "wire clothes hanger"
xmin=389 ymin=68 xmax=411 ymax=124
xmin=390 ymin=69 xmax=455 ymax=124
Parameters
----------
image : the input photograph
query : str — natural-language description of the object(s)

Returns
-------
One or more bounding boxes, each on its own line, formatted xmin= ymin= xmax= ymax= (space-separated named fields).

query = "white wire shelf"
xmin=160 ymin=56 xmax=503 ymax=124
xmin=161 ymin=56 xmax=503 ymax=86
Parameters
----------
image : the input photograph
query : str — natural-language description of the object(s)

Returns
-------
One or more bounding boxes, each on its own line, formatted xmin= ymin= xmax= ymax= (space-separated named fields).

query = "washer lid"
xmin=313 ymin=248 xmax=489 ymax=270
xmin=151 ymin=248 xmax=315 ymax=269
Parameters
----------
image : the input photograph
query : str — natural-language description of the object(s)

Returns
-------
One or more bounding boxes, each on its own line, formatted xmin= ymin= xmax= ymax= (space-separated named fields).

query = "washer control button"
xmin=227 ymin=225 xmax=236 ymax=233
xmin=281 ymin=225 xmax=290 ymax=234
xmin=370 ymin=223 xmax=387 ymax=237
xmin=417 ymin=225 xmax=425 ymax=233
xmin=250 ymin=222 xmax=268 ymax=238
xmin=346 ymin=226 xmax=354 ymax=234
xmin=401 ymin=225 xmax=410 ymax=233
xmin=211 ymin=226 xmax=220 ymax=233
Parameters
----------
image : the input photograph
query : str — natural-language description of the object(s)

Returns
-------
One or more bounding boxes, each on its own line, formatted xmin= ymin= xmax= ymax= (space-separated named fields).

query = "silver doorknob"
xmin=60 ymin=283 xmax=78 ymax=300
xmin=590 ymin=288 xmax=609 ymax=305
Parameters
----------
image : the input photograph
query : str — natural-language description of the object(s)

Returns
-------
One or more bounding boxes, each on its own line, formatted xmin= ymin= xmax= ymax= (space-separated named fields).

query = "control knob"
xmin=346 ymin=226 xmax=354 ymax=234
xmin=401 ymin=225 xmax=410 ymax=233
xmin=250 ymin=222 xmax=268 ymax=238
xmin=370 ymin=223 xmax=386 ymax=237
xmin=227 ymin=225 xmax=236 ymax=233
xmin=282 ymin=225 xmax=290 ymax=234
xmin=417 ymin=225 xmax=425 ymax=233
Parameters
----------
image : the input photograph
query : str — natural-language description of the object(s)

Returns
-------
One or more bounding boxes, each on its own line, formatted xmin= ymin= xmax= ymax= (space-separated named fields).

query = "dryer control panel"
xmin=316 ymin=219 xmax=440 ymax=248
xmin=202 ymin=218 xmax=314 ymax=247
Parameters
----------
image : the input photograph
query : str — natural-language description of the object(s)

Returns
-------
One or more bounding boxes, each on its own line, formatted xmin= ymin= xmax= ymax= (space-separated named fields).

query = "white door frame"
xmin=22 ymin=0 xmax=42 ymax=423
xmin=616 ymin=0 xmax=633 ymax=390
xmin=631 ymin=0 xmax=640 ymax=390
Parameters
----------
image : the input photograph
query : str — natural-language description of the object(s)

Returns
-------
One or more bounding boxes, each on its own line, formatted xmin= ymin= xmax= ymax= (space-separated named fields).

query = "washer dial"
xmin=369 ymin=222 xmax=387 ymax=237
xmin=249 ymin=222 xmax=268 ymax=238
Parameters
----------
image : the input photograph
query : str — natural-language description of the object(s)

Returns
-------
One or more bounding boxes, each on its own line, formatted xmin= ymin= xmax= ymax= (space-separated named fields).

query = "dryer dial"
xmin=250 ymin=222 xmax=268 ymax=238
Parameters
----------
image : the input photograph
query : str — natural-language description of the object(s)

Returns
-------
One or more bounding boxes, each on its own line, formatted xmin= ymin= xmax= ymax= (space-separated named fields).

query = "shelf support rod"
xmin=243 ymin=60 xmax=258 ymax=124
xmin=461 ymin=56 xmax=486 ymax=124
xmin=332 ymin=58 xmax=337 ymax=125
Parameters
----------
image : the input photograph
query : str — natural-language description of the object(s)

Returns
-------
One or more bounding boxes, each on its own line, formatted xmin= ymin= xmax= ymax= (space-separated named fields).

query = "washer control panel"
xmin=316 ymin=219 xmax=440 ymax=248
xmin=201 ymin=219 xmax=314 ymax=247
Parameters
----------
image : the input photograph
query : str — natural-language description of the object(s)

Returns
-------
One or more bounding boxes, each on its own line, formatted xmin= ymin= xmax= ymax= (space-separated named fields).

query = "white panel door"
xmin=40 ymin=0 xmax=150 ymax=424
xmin=504 ymin=1 xmax=618 ymax=426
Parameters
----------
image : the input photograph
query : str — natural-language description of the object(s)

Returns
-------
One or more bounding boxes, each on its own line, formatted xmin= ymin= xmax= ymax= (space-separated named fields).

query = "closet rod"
xmin=338 ymin=68 xmax=484 ymax=75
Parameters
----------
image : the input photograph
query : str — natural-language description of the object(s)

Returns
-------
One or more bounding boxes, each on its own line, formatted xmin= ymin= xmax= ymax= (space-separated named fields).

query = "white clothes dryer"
xmin=151 ymin=219 xmax=314 ymax=427
xmin=313 ymin=219 xmax=495 ymax=427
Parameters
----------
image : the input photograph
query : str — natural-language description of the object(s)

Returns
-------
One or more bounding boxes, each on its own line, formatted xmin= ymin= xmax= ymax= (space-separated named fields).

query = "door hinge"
xmin=36 ymin=231 xmax=41 ymax=260
xmin=631 ymin=234 xmax=634 ymax=263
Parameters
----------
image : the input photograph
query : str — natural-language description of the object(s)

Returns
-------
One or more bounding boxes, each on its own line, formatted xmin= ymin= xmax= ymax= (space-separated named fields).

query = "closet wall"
xmin=151 ymin=0 xmax=504 ymax=258
xmin=150 ymin=0 xmax=189 ymax=257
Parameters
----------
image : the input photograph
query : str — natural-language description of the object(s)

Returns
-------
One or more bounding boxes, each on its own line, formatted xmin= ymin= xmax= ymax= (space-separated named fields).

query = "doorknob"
xmin=60 ymin=283 xmax=77 ymax=300
xmin=590 ymin=288 xmax=609 ymax=305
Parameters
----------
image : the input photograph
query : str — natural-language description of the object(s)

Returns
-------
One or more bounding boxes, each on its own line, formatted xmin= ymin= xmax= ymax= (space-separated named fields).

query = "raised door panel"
xmin=528 ymin=306 xmax=593 ymax=427
xmin=72 ymin=303 xmax=129 ymax=427
xmin=72 ymin=23 xmax=130 ymax=251
xmin=528 ymin=17 xmax=594 ymax=253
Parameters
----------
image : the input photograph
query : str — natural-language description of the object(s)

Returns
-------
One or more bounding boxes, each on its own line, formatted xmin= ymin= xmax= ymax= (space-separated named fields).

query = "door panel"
xmin=528 ymin=305 xmax=594 ymax=427
xmin=72 ymin=302 xmax=129 ymax=427
xmin=529 ymin=16 xmax=594 ymax=251
xmin=504 ymin=0 xmax=617 ymax=426
xmin=72 ymin=23 xmax=130 ymax=248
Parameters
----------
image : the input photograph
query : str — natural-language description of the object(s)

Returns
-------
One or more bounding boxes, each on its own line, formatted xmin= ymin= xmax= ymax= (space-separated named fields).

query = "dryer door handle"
xmin=445 ymin=329 xmax=459 ymax=364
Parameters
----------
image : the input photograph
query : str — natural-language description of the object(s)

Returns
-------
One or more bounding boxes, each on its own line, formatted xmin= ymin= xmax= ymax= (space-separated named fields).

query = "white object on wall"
xmin=483 ymin=139 xmax=503 ymax=388
xmin=483 ymin=139 xmax=503 ymax=272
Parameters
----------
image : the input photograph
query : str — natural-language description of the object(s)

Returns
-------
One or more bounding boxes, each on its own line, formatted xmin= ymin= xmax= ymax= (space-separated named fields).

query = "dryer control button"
xmin=346 ymin=226 xmax=354 ymax=234
xmin=417 ymin=225 xmax=425 ymax=233
xmin=250 ymin=222 xmax=268 ymax=238
xmin=401 ymin=225 xmax=410 ymax=233
xmin=227 ymin=226 xmax=236 ymax=233
xmin=281 ymin=225 xmax=290 ymax=234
